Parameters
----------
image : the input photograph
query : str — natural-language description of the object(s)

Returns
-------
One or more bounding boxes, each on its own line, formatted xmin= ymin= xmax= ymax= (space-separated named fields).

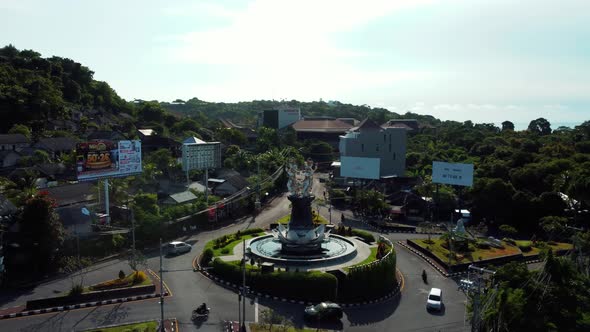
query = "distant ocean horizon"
xmin=492 ymin=121 xmax=584 ymax=131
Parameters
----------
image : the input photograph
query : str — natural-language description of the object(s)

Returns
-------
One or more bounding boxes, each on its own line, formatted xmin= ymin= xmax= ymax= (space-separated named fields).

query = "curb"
xmin=397 ymin=241 xmax=451 ymax=277
xmin=0 ymin=292 xmax=169 ymax=320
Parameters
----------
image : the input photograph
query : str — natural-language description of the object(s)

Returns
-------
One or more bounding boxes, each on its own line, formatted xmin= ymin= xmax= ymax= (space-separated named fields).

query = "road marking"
xmin=254 ymin=297 xmax=258 ymax=323
xmin=398 ymin=268 xmax=405 ymax=292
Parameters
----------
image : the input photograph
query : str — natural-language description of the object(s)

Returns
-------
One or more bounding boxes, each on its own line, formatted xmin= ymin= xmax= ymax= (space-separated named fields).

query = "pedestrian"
xmin=422 ymin=269 xmax=428 ymax=284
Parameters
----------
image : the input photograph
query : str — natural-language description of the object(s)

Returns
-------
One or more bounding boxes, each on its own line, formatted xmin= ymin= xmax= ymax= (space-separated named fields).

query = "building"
xmin=0 ymin=150 xmax=21 ymax=168
xmin=339 ymin=118 xmax=407 ymax=179
xmin=0 ymin=134 xmax=30 ymax=152
xmin=33 ymin=137 xmax=78 ymax=159
xmin=210 ymin=169 xmax=250 ymax=196
xmin=291 ymin=118 xmax=355 ymax=148
xmin=181 ymin=137 xmax=221 ymax=172
xmin=382 ymin=119 xmax=420 ymax=132
xmin=258 ymin=106 xmax=301 ymax=130
xmin=163 ymin=191 xmax=199 ymax=205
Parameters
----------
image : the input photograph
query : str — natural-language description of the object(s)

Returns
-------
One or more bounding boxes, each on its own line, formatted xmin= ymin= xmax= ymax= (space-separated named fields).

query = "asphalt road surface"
xmin=0 ymin=175 xmax=468 ymax=331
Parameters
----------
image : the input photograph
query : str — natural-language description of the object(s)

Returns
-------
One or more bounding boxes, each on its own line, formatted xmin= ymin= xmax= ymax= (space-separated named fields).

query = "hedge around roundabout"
xmin=200 ymin=229 xmax=396 ymax=303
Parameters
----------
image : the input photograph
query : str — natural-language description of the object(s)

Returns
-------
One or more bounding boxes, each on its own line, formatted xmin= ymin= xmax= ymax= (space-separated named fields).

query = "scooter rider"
xmin=197 ymin=302 xmax=207 ymax=313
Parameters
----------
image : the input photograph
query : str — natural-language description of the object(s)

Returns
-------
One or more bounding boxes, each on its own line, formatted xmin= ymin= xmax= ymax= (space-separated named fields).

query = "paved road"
xmin=0 ymin=175 xmax=468 ymax=331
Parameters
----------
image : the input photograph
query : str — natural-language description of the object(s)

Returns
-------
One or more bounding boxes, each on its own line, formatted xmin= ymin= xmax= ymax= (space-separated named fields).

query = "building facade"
xmin=258 ymin=106 xmax=301 ymax=129
xmin=339 ymin=119 xmax=407 ymax=179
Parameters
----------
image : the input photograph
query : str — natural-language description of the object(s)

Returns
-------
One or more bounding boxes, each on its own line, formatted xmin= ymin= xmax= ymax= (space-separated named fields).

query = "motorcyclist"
xmin=422 ymin=269 xmax=428 ymax=284
xmin=197 ymin=302 xmax=208 ymax=314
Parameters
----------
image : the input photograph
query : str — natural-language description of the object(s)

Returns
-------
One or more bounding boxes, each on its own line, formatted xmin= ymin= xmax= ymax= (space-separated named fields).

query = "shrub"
xmin=503 ymin=238 xmax=516 ymax=245
xmin=119 ymin=270 xmax=125 ymax=279
xmin=518 ymin=243 xmax=532 ymax=252
xmin=351 ymin=229 xmax=375 ymax=243
xmin=201 ymin=248 xmax=214 ymax=266
xmin=547 ymin=240 xmax=557 ymax=246
xmin=240 ymin=228 xmax=264 ymax=236
xmin=423 ymin=239 xmax=435 ymax=245
xmin=221 ymin=248 xmax=230 ymax=255
xmin=69 ymin=284 xmax=84 ymax=296
xmin=133 ymin=271 xmax=147 ymax=284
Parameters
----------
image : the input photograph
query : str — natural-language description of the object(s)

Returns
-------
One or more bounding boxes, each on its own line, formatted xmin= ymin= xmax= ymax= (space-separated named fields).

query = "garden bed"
xmin=276 ymin=213 xmax=329 ymax=225
xmin=84 ymin=320 xmax=158 ymax=332
xmin=204 ymin=228 xmax=264 ymax=257
xmin=513 ymin=240 xmax=573 ymax=257
xmin=412 ymin=238 xmax=521 ymax=265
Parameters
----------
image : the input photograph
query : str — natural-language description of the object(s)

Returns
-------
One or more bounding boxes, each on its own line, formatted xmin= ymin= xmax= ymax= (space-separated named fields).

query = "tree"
xmin=499 ymin=224 xmax=518 ymax=237
xmin=527 ymin=117 xmax=552 ymax=135
xmin=501 ymin=120 xmax=515 ymax=132
xmin=17 ymin=193 xmax=65 ymax=274
xmin=128 ymin=249 xmax=147 ymax=272
xmin=8 ymin=124 xmax=31 ymax=139
xmin=257 ymin=127 xmax=279 ymax=152
xmin=539 ymin=216 xmax=568 ymax=241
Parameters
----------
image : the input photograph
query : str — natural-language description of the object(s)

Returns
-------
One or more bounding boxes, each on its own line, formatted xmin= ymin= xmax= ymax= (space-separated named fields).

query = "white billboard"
xmin=432 ymin=161 xmax=473 ymax=187
xmin=182 ymin=140 xmax=221 ymax=171
xmin=340 ymin=156 xmax=380 ymax=180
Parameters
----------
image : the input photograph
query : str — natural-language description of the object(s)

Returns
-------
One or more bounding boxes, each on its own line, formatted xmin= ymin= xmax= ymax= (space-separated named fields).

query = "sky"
xmin=1 ymin=0 xmax=589 ymax=126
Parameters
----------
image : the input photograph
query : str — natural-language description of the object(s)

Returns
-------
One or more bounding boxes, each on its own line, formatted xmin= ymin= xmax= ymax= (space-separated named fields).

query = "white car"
xmin=426 ymin=287 xmax=443 ymax=311
xmin=166 ymin=241 xmax=192 ymax=255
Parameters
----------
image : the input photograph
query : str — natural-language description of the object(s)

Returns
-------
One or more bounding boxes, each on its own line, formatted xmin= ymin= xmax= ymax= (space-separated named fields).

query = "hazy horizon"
xmin=1 ymin=0 xmax=588 ymax=125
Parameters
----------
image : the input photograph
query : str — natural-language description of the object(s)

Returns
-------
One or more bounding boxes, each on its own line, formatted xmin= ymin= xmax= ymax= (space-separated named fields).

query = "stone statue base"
xmin=272 ymin=194 xmax=330 ymax=254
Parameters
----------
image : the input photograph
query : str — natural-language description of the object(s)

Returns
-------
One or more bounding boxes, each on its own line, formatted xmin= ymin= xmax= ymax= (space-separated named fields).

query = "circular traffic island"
xmin=199 ymin=227 xmax=398 ymax=304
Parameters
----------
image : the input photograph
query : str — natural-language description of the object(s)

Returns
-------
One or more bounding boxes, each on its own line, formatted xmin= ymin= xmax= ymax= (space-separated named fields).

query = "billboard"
xmin=76 ymin=140 xmax=142 ymax=181
xmin=340 ymin=156 xmax=380 ymax=180
xmin=432 ymin=161 xmax=473 ymax=187
xmin=182 ymin=141 xmax=221 ymax=172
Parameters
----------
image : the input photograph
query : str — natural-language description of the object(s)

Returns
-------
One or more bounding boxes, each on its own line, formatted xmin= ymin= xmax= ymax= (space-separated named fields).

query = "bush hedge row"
xmin=338 ymin=247 xmax=397 ymax=302
xmin=351 ymin=229 xmax=375 ymax=243
xmin=210 ymin=259 xmax=337 ymax=302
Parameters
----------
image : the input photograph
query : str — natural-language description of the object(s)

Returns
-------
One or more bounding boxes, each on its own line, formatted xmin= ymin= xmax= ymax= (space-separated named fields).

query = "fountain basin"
xmin=248 ymin=234 xmax=357 ymax=266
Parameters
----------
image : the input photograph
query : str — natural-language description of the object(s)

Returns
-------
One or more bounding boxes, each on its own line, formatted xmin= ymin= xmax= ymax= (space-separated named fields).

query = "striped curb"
xmin=397 ymin=241 xmax=451 ymax=277
xmin=0 ymin=292 xmax=168 ymax=320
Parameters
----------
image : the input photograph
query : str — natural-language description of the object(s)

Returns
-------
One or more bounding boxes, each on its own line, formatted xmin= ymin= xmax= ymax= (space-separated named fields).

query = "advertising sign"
xmin=432 ymin=161 xmax=473 ymax=187
xmin=181 ymin=141 xmax=221 ymax=172
xmin=340 ymin=156 xmax=380 ymax=180
xmin=76 ymin=140 xmax=142 ymax=181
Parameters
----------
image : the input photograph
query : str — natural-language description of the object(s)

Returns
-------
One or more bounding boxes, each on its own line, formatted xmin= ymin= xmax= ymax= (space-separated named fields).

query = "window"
xmin=376 ymin=144 xmax=379 ymax=152
xmin=384 ymin=134 xmax=386 ymax=142
xmin=389 ymin=144 xmax=391 ymax=152
xmin=393 ymin=152 xmax=396 ymax=160
xmin=361 ymin=144 xmax=364 ymax=152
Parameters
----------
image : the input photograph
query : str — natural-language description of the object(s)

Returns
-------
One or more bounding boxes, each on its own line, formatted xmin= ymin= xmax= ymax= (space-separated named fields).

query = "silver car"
xmin=166 ymin=241 xmax=192 ymax=255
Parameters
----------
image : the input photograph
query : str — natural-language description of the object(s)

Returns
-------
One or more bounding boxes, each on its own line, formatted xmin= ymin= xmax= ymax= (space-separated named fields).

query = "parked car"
xmin=426 ymin=287 xmax=443 ymax=311
xmin=304 ymin=302 xmax=343 ymax=321
xmin=166 ymin=241 xmax=192 ymax=255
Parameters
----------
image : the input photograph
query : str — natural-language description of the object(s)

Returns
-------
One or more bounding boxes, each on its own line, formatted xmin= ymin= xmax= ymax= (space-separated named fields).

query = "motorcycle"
xmin=192 ymin=306 xmax=210 ymax=320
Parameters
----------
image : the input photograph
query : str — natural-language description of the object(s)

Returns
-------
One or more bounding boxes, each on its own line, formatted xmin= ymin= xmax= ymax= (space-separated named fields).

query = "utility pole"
xmin=460 ymin=265 xmax=495 ymax=332
xmin=255 ymin=158 xmax=261 ymax=211
xmin=104 ymin=179 xmax=110 ymax=224
xmin=241 ymin=239 xmax=247 ymax=332
xmin=159 ymin=238 xmax=165 ymax=332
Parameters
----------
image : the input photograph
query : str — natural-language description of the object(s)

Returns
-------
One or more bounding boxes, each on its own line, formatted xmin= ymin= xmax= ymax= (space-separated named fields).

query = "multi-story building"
xmin=339 ymin=119 xmax=407 ymax=179
xmin=258 ymin=106 xmax=301 ymax=130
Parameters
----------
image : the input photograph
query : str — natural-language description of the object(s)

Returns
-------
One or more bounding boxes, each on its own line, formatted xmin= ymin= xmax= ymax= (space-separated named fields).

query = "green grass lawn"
xmin=413 ymin=238 xmax=521 ymax=265
xmin=513 ymin=240 xmax=573 ymax=257
xmin=204 ymin=233 xmax=263 ymax=257
xmin=85 ymin=320 xmax=158 ymax=332
xmin=276 ymin=214 xmax=328 ymax=225
xmin=345 ymin=247 xmax=379 ymax=271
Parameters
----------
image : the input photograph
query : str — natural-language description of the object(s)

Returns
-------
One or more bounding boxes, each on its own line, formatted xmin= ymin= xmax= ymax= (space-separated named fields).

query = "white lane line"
xmin=254 ymin=297 xmax=259 ymax=323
